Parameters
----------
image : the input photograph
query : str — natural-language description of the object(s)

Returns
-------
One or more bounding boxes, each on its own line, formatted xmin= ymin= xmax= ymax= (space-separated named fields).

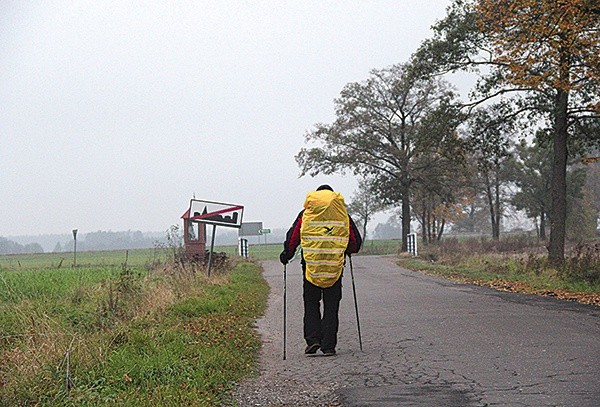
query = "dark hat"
xmin=316 ymin=184 xmax=333 ymax=191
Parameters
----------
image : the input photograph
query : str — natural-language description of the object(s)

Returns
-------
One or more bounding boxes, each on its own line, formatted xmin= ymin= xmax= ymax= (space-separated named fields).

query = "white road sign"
xmin=189 ymin=199 xmax=244 ymax=228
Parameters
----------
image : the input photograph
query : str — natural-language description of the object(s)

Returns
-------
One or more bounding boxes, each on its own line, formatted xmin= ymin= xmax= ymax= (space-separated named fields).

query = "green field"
xmin=0 ymin=247 xmax=269 ymax=406
xmin=0 ymin=239 xmax=402 ymax=272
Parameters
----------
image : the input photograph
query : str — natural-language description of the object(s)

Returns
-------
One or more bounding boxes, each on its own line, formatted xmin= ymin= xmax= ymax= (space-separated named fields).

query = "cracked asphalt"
xmin=230 ymin=255 xmax=600 ymax=407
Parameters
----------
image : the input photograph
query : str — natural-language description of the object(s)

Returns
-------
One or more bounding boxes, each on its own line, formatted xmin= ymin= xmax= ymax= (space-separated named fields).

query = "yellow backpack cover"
xmin=301 ymin=190 xmax=350 ymax=288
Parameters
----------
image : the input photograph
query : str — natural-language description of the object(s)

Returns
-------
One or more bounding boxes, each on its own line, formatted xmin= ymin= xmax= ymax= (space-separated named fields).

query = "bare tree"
xmin=346 ymin=178 xmax=387 ymax=241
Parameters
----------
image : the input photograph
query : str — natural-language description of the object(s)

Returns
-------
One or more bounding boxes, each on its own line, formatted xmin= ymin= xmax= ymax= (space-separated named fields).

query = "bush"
xmin=517 ymin=253 xmax=549 ymax=276
xmin=562 ymin=242 xmax=600 ymax=285
xmin=422 ymin=235 xmax=600 ymax=285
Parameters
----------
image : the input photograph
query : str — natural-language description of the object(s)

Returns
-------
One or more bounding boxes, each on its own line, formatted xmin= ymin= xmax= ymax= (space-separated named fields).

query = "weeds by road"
xmin=399 ymin=237 xmax=600 ymax=306
xmin=0 ymin=257 xmax=268 ymax=406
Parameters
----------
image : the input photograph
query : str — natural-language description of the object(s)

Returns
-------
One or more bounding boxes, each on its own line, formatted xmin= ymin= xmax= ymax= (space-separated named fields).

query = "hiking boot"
xmin=305 ymin=343 xmax=321 ymax=354
xmin=322 ymin=349 xmax=336 ymax=356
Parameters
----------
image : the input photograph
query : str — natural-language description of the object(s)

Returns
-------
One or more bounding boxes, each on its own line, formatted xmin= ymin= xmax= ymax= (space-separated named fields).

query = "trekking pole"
xmin=348 ymin=255 xmax=363 ymax=351
xmin=283 ymin=263 xmax=287 ymax=360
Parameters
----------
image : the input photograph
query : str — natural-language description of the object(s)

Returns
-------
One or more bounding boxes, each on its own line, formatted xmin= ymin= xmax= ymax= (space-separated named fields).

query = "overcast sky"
xmin=1 ymin=0 xmax=454 ymax=237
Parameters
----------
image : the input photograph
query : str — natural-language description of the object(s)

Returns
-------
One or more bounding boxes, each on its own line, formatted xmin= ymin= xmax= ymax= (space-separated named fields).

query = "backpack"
xmin=300 ymin=190 xmax=349 ymax=288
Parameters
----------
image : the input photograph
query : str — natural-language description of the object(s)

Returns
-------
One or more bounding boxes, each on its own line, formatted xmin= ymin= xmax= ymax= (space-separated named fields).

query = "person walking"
xmin=279 ymin=184 xmax=362 ymax=356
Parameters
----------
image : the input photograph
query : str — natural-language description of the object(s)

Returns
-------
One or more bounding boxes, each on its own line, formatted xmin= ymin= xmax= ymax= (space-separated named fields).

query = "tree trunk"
xmin=427 ymin=209 xmax=432 ymax=244
xmin=548 ymin=87 xmax=569 ymax=265
xmin=493 ymin=173 xmax=501 ymax=240
xmin=539 ymin=210 xmax=547 ymax=241
xmin=484 ymin=172 xmax=499 ymax=240
xmin=401 ymin=189 xmax=411 ymax=252
xmin=437 ymin=218 xmax=446 ymax=241
xmin=420 ymin=209 xmax=428 ymax=244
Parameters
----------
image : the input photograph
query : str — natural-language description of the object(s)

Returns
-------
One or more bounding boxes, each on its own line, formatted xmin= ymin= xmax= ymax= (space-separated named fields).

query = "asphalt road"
xmin=233 ymin=255 xmax=600 ymax=407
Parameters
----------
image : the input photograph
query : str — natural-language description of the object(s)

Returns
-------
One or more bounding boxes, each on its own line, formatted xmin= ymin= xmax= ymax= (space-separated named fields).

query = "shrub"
xmin=517 ymin=253 xmax=549 ymax=276
xmin=418 ymin=235 xmax=600 ymax=288
xmin=562 ymin=242 xmax=600 ymax=285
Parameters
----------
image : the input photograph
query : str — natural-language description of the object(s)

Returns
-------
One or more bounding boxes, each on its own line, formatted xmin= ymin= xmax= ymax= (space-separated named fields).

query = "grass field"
xmin=0 ymin=247 xmax=269 ymax=406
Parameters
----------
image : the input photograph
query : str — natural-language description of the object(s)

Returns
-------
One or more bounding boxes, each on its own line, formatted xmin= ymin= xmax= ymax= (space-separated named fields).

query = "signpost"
xmin=239 ymin=222 xmax=262 ymax=258
xmin=188 ymin=199 xmax=244 ymax=275
xmin=239 ymin=222 xmax=263 ymax=237
xmin=189 ymin=200 xmax=243 ymax=228
xmin=259 ymin=228 xmax=271 ymax=246
xmin=72 ymin=229 xmax=78 ymax=267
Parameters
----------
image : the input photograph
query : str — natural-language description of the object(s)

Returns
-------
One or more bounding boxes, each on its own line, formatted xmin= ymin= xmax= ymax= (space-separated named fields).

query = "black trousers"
xmin=303 ymin=277 xmax=342 ymax=352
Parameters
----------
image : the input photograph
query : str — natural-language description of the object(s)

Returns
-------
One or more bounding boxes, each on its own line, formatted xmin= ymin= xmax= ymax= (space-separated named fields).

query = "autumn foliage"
xmin=476 ymin=0 xmax=600 ymax=100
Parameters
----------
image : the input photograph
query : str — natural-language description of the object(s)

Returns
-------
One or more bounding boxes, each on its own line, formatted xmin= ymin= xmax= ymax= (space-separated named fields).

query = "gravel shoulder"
xmin=227 ymin=258 xmax=342 ymax=406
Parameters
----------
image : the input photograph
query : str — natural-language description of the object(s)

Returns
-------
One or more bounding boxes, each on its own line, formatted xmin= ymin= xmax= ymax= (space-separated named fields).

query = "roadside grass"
xmin=399 ymin=237 xmax=600 ymax=306
xmin=0 ymin=255 xmax=268 ymax=406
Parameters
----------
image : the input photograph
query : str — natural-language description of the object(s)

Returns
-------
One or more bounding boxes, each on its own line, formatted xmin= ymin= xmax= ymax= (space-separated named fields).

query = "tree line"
xmin=0 ymin=237 xmax=44 ymax=255
xmin=297 ymin=0 xmax=599 ymax=265
xmin=0 ymin=231 xmax=167 ymax=255
xmin=53 ymin=230 xmax=166 ymax=253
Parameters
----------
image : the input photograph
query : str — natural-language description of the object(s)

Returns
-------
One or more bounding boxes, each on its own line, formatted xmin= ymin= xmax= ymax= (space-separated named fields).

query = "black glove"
xmin=279 ymin=251 xmax=289 ymax=265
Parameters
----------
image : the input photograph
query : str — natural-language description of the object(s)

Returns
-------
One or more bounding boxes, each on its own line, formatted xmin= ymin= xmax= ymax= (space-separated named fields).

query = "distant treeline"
xmin=1 ymin=221 xmax=399 ymax=256
xmin=1 ymin=231 xmax=167 ymax=255
xmin=0 ymin=237 xmax=44 ymax=255
xmin=54 ymin=230 xmax=167 ymax=253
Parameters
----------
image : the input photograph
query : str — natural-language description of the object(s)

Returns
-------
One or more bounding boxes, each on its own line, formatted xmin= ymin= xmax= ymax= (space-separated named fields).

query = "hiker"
xmin=279 ymin=184 xmax=362 ymax=356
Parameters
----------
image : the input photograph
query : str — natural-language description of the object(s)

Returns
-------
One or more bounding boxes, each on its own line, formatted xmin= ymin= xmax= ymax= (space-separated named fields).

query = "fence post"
xmin=65 ymin=349 xmax=73 ymax=391
xmin=238 ymin=238 xmax=248 ymax=258
xmin=407 ymin=233 xmax=418 ymax=256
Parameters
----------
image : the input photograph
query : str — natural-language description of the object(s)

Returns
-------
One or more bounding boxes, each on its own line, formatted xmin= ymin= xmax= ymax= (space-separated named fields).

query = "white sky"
xmin=1 ymin=0 xmax=454 ymax=237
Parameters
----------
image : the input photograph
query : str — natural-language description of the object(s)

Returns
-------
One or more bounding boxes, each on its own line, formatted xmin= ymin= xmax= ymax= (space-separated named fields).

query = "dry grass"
xmin=1 ymin=256 xmax=267 ymax=405
xmin=402 ymin=236 xmax=600 ymax=307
